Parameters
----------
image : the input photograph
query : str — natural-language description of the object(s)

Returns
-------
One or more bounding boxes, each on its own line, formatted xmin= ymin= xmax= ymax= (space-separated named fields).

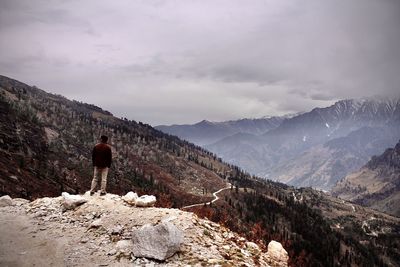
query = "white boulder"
xmin=61 ymin=192 xmax=87 ymax=210
xmin=122 ymin=191 xmax=138 ymax=205
xmin=135 ymin=195 xmax=156 ymax=207
xmin=266 ymin=240 xmax=289 ymax=267
xmin=131 ymin=221 xmax=183 ymax=261
xmin=0 ymin=195 xmax=13 ymax=207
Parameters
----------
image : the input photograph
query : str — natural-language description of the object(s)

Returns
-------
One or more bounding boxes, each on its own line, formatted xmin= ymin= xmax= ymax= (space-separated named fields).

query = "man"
xmin=90 ymin=135 xmax=112 ymax=196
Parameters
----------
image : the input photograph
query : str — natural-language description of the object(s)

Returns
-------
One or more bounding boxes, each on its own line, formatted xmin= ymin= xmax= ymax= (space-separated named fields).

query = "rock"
xmin=266 ymin=240 xmax=289 ymax=267
xmin=207 ymin=258 xmax=220 ymax=264
xmin=131 ymin=221 xmax=183 ymax=261
xmin=0 ymin=195 xmax=13 ymax=207
xmin=109 ymin=225 xmax=123 ymax=235
xmin=107 ymin=249 xmax=117 ymax=256
xmin=116 ymin=240 xmax=133 ymax=257
xmin=62 ymin=192 xmax=87 ymax=210
xmin=245 ymin=241 xmax=260 ymax=254
xmin=122 ymin=192 xmax=138 ymax=205
xmin=90 ymin=219 xmax=103 ymax=228
xmin=135 ymin=195 xmax=156 ymax=207
xmin=222 ymin=245 xmax=230 ymax=251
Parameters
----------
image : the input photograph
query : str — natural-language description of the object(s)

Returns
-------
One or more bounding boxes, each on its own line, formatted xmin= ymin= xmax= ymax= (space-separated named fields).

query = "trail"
xmin=181 ymin=183 xmax=231 ymax=210
xmin=0 ymin=209 xmax=65 ymax=267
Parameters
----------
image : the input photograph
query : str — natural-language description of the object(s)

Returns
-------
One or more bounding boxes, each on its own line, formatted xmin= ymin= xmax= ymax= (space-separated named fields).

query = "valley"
xmin=158 ymin=98 xmax=400 ymax=191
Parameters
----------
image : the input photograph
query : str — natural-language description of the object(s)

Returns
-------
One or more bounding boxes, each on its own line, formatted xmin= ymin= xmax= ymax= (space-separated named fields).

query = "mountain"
xmin=270 ymin=125 xmax=400 ymax=189
xmin=332 ymin=140 xmax=400 ymax=216
xmin=0 ymin=74 xmax=228 ymax=207
xmin=156 ymin=116 xmax=285 ymax=146
xmin=204 ymin=98 xmax=400 ymax=190
xmin=1 ymin=75 xmax=399 ymax=266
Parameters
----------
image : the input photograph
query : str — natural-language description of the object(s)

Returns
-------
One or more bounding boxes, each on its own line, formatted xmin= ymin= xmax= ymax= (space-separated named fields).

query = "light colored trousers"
xmin=90 ymin=167 xmax=109 ymax=193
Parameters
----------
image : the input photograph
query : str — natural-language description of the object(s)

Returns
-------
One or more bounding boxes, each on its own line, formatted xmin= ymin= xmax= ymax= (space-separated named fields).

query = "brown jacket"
xmin=92 ymin=143 xmax=112 ymax=168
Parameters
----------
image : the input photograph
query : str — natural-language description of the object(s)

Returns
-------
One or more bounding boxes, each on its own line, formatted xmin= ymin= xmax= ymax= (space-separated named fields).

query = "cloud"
xmin=0 ymin=0 xmax=399 ymax=125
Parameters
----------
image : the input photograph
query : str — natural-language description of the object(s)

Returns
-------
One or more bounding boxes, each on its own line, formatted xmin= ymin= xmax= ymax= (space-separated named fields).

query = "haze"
xmin=0 ymin=0 xmax=399 ymax=125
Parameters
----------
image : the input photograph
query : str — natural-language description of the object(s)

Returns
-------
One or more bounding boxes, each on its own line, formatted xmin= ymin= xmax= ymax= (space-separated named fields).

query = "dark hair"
xmin=100 ymin=135 xmax=108 ymax=143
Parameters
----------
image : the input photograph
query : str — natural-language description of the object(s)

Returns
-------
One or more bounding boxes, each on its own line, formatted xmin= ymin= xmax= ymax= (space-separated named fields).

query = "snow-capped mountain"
xmin=159 ymin=98 xmax=400 ymax=191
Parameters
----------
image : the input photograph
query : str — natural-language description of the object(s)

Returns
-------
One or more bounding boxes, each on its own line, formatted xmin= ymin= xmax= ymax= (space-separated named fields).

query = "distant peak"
xmin=196 ymin=119 xmax=214 ymax=126
xmin=262 ymin=112 xmax=305 ymax=120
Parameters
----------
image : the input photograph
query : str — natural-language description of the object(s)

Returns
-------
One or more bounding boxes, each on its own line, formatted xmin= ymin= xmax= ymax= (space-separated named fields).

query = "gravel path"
xmin=0 ymin=207 xmax=65 ymax=267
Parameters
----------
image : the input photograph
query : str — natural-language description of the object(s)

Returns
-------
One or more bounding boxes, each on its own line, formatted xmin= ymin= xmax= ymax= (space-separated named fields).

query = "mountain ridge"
xmin=332 ymin=140 xmax=400 ymax=216
xmin=158 ymin=97 xmax=400 ymax=190
xmin=156 ymin=116 xmax=285 ymax=146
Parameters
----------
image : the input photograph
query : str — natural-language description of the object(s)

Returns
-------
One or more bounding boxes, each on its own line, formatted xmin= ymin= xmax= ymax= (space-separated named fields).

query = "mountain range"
xmin=1 ymin=75 xmax=399 ymax=266
xmin=332 ymin=139 xmax=400 ymax=216
xmin=156 ymin=116 xmax=286 ymax=146
xmin=158 ymin=98 xmax=400 ymax=190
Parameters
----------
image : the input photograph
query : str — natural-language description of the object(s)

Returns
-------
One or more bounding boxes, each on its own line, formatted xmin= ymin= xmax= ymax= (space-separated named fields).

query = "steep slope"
xmin=0 ymin=193 xmax=288 ymax=267
xmin=190 ymin=175 xmax=400 ymax=266
xmin=206 ymin=98 xmax=400 ymax=189
xmin=332 ymin=140 xmax=400 ymax=216
xmin=0 ymin=75 xmax=228 ymax=207
xmin=271 ymin=126 xmax=400 ymax=189
xmin=156 ymin=117 xmax=284 ymax=146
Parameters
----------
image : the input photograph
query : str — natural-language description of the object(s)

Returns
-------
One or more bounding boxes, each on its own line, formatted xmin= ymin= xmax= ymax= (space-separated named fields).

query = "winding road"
xmin=181 ymin=183 xmax=231 ymax=210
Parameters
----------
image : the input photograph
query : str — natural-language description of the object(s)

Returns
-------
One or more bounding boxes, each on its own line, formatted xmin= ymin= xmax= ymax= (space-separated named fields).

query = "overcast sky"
xmin=1 ymin=0 xmax=399 ymax=125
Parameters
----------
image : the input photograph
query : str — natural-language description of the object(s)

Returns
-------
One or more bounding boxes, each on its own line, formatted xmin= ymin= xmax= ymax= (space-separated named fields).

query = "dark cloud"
xmin=0 ymin=0 xmax=399 ymax=125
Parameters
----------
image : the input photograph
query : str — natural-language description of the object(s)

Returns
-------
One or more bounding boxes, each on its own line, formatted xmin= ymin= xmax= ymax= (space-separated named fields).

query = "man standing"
xmin=90 ymin=135 xmax=112 ymax=196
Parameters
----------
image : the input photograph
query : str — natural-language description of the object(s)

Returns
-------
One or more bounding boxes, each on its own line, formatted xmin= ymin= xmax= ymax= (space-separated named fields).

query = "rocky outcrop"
xmin=0 ymin=193 xmax=289 ymax=266
xmin=266 ymin=240 xmax=289 ymax=267
xmin=131 ymin=221 xmax=183 ymax=260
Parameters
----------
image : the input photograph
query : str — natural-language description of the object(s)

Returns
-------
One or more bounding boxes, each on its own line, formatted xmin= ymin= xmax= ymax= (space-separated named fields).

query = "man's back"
xmin=92 ymin=143 xmax=112 ymax=168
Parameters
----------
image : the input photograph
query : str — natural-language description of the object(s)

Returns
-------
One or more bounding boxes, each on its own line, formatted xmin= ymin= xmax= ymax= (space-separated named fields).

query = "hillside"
xmin=332 ymin=140 xmax=400 ymax=216
xmin=189 ymin=175 xmax=400 ymax=267
xmin=0 ymin=193 xmax=288 ymax=266
xmin=0 ymin=75 xmax=228 ymax=207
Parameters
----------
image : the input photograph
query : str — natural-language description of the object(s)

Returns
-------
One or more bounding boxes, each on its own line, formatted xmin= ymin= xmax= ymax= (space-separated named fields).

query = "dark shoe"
xmin=100 ymin=192 xmax=106 ymax=196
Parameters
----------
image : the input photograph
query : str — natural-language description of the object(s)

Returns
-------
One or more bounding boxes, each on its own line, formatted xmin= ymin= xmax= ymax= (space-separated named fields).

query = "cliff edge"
xmin=0 ymin=193 xmax=288 ymax=266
